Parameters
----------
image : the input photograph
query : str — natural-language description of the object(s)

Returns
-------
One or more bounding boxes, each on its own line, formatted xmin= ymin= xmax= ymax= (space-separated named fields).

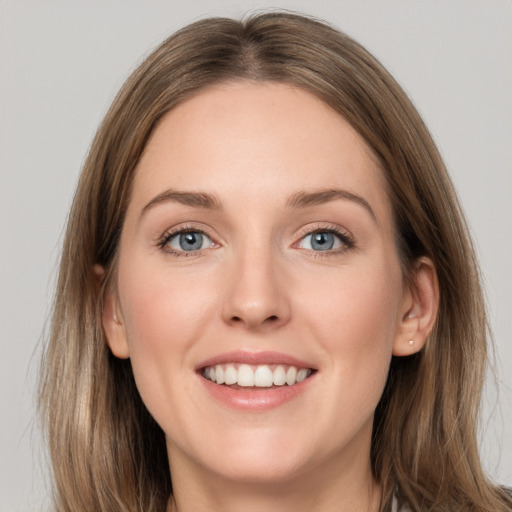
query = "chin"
xmin=196 ymin=429 xmax=319 ymax=485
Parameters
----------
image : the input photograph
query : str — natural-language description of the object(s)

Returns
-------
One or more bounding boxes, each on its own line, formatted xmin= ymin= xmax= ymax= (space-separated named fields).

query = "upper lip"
xmin=196 ymin=350 xmax=316 ymax=371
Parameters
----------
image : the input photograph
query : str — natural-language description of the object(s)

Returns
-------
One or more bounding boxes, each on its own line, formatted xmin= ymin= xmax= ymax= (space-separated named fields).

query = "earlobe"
xmin=393 ymin=257 xmax=439 ymax=357
xmin=94 ymin=264 xmax=130 ymax=359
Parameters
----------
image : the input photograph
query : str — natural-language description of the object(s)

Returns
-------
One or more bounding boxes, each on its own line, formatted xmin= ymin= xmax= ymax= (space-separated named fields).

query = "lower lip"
xmin=199 ymin=374 xmax=315 ymax=411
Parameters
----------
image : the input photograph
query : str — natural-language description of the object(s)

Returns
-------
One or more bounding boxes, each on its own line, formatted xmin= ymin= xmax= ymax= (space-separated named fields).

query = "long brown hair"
xmin=39 ymin=12 xmax=512 ymax=512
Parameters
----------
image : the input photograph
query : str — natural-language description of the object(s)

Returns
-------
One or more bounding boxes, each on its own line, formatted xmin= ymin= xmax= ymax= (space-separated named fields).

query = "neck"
xmin=166 ymin=448 xmax=381 ymax=512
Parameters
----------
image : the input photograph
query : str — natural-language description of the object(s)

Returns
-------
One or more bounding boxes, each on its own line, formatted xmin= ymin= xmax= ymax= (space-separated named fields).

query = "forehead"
xmin=131 ymin=81 xmax=390 ymax=220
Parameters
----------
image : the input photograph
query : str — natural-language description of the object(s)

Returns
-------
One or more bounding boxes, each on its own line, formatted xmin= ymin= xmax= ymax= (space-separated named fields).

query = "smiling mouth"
xmin=201 ymin=363 xmax=314 ymax=388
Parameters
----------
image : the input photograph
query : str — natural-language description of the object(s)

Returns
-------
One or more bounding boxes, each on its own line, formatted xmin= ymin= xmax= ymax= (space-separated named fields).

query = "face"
xmin=103 ymin=82 xmax=423 ymax=487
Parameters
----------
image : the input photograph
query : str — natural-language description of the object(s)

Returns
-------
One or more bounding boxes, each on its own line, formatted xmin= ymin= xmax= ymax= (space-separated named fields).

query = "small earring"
xmin=408 ymin=340 xmax=414 ymax=346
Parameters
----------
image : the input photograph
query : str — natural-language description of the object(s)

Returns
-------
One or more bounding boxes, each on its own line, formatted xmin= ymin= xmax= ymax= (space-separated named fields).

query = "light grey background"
xmin=1 ymin=1 xmax=511 ymax=510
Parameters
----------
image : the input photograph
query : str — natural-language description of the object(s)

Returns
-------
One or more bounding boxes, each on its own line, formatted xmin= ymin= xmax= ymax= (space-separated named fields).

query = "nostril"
xmin=229 ymin=314 xmax=280 ymax=326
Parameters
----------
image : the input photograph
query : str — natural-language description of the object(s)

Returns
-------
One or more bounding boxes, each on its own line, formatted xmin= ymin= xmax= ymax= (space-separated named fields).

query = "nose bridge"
xmin=222 ymin=233 xmax=290 ymax=330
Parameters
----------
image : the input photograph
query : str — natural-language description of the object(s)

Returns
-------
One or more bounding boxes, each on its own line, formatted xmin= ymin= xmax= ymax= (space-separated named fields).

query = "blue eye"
xmin=165 ymin=231 xmax=214 ymax=252
xmin=298 ymin=231 xmax=347 ymax=252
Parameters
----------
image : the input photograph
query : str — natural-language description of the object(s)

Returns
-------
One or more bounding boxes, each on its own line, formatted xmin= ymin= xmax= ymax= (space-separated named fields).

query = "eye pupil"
xmin=311 ymin=232 xmax=334 ymax=251
xmin=179 ymin=232 xmax=203 ymax=251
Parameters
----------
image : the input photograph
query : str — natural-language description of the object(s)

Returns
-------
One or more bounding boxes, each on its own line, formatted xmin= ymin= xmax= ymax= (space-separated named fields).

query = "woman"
xmin=38 ymin=12 xmax=512 ymax=512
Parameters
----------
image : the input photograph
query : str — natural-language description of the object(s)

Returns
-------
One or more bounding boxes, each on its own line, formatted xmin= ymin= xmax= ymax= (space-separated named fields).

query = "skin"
xmin=101 ymin=81 xmax=438 ymax=512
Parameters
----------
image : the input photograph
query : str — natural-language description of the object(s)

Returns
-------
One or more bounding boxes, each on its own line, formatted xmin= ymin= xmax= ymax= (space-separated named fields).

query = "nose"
xmin=221 ymin=243 xmax=291 ymax=331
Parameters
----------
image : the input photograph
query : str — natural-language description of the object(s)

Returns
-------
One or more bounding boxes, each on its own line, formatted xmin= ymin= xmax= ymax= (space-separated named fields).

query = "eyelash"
xmin=294 ymin=224 xmax=355 ymax=258
xmin=157 ymin=224 xmax=213 ymax=257
xmin=157 ymin=223 xmax=356 ymax=258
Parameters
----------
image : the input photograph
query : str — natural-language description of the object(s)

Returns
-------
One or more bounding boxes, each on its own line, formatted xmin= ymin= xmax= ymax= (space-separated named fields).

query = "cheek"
xmin=297 ymin=262 xmax=402 ymax=396
xmin=302 ymin=267 xmax=400 ymax=339
xmin=120 ymin=263 xmax=215 ymax=346
xmin=116 ymin=261 xmax=219 ymax=402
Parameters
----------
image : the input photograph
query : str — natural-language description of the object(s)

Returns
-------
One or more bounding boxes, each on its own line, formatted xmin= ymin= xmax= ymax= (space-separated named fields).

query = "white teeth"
xmin=273 ymin=365 xmax=286 ymax=386
xmin=254 ymin=365 xmax=273 ymax=387
xmin=285 ymin=366 xmax=297 ymax=386
xmin=224 ymin=366 xmax=237 ymax=385
xmin=296 ymin=368 xmax=308 ymax=382
xmin=238 ymin=364 xmax=254 ymax=387
xmin=203 ymin=363 xmax=313 ymax=387
xmin=215 ymin=365 xmax=225 ymax=385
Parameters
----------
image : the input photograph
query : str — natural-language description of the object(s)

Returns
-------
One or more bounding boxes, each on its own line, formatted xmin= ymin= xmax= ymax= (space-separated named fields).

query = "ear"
xmin=393 ymin=257 xmax=439 ymax=356
xmin=94 ymin=264 xmax=130 ymax=359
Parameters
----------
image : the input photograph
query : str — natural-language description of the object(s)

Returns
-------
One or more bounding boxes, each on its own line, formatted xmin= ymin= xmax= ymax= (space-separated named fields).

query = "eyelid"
xmin=155 ymin=222 xmax=355 ymax=257
xmin=293 ymin=223 xmax=355 ymax=253
xmin=157 ymin=223 xmax=219 ymax=256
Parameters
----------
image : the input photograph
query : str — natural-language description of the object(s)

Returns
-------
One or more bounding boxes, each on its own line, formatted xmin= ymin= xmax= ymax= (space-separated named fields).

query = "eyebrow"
xmin=286 ymin=188 xmax=376 ymax=220
xmin=141 ymin=189 xmax=222 ymax=217
xmin=140 ymin=187 xmax=375 ymax=220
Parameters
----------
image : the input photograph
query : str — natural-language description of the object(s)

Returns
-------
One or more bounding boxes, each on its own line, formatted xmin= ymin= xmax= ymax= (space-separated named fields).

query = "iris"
xmin=310 ymin=232 xmax=335 ymax=251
